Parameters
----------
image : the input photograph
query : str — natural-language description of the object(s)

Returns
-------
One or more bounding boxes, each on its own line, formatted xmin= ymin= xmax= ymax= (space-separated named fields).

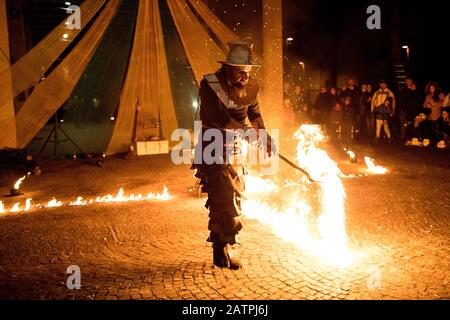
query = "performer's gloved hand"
xmin=259 ymin=132 xmax=277 ymax=157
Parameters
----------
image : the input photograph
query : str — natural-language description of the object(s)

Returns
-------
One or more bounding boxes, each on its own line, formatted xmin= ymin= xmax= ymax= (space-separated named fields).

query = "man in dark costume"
xmin=192 ymin=41 xmax=275 ymax=270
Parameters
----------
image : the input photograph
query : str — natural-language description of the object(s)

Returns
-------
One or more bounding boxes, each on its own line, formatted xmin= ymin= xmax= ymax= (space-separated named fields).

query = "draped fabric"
xmin=27 ymin=0 xmax=139 ymax=156
xmin=166 ymin=0 xmax=225 ymax=86
xmin=158 ymin=0 xmax=198 ymax=129
xmin=106 ymin=0 xmax=179 ymax=154
xmin=154 ymin=0 xmax=180 ymax=143
xmin=2 ymin=0 xmax=275 ymax=154
xmin=0 ymin=0 xmax=16 ymax=148
xmin=0 ymin=0 xmax=106 ymax=109
xmin=15 ymin=0 xmax=121 ymax=148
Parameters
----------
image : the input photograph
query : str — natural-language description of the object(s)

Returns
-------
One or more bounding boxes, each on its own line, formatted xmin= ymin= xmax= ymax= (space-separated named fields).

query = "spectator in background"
xmin=436 ymin=107 xmax=450 ymax=148
xmin=360 ymin=83 xmax=374 ymax=138
xmin=443 ymin=91 xmax=450 ymax=108
xmin=322 ymin=87 xmax=340 ymax=135
xmin=313 ymin=87 xmax=330 ymax=126
xmin=371 ymin=80 xmax=396 ymax=142
xmin=341 ymin=78 xmax=360 ymax=105
xmin=329 ymin=87 xmax=340 ymax=112
xmin=330 ymin=87 xmax=340 ymax=105
xmin=374 ymin=96 xmax=394 ymax=143
xmin=356 ymin=84 xmax=367 ymax=140
xmin=342 ymin=96 xmax=356 ymax=141
xmin=341 ymin=78 xmax=360 ymax=137
xmin=283 ymin=97 xmax=298 ymax=127
xmin=358 ymin=84 xmax=373 ymax=139
xmin=423 ymin=82 xmax=444 ymax=129
xmin=292 ymin=84 xmax=309 ymax=122
xmin=398 ymin=79 xmax=422 ymax=140
xmin=371 ymin=80 xmax=396 ymax=115
xmin=284 ymin=81 xmax=292 ymax=100
xmin=329 ymin=101 xmax=344 ymax=140
xmin=405 ymin=112 xmax=429 ymax=147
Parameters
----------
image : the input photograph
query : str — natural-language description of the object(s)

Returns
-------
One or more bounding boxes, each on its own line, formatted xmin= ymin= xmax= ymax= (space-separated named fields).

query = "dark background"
xmin=6 ymin=0 xmax=450 ymax=92
xmin=207 ymin=0 xmax=450 ymax=92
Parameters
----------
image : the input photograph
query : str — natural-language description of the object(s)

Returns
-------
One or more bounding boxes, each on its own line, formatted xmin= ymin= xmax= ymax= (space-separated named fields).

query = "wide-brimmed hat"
xmin=218 ymin=41 xmax=261 ymax=67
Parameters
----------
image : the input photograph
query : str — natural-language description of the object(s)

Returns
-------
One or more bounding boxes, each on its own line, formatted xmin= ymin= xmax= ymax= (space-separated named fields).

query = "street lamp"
xmin=286 ymin=37 xmax=294 ymax=46
xmin=299 ymin=61 xmax=305 ymax=74
xmin=402 ymin=45 xmax=410 ymax=65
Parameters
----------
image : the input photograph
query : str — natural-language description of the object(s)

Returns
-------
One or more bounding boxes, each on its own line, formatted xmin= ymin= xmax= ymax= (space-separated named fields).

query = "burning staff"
xmin=10 ymin=173 xmax=31 ymax=196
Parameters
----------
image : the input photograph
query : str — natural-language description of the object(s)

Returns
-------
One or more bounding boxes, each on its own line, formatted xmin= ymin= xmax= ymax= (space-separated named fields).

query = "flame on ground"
xmin=0 ymin=186 xmax=172 ymax=215
xmin=47 ymin=198 xmax=63 ymax=208
xmin=244 ymin=175 xmax=277 ymax=193
xmin=364 ymin=157 xmax=388 ymax=174
xmin=243 ymin=125 xmax=354 ymax=268
xmin=25 ymin=199 xmax=32 ymax=211
xmin=9 ymin=203 xmax=21 ymax=213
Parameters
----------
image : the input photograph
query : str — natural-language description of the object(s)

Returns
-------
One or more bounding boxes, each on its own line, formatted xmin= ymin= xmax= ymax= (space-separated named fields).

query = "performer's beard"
xmin=231 ymin=82 xmax=247 ymax=98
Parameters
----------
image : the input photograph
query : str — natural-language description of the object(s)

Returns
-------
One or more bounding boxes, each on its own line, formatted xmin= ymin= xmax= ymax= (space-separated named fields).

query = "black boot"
xmin=213 ymin=242 xmax=242 ymax=269
xmin=212 ymin=242 xmax=229 ymax=268
xmin=224 ymin=245 xmax=242 ymax=270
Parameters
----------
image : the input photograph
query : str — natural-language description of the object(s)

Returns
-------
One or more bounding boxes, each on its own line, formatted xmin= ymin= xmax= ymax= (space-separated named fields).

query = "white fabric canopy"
xmin=0 ymin=0 xmax=16 ymax=148
xmin=15 ymin=0 xmax=121 ymax=148
xmin=0 ymin=0 xmax=106 ymax=110
xmin=106 ymin=0 xmax=179 ymax=154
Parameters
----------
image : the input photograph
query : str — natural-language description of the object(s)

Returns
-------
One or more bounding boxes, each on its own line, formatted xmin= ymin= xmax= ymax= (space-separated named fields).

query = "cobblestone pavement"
xmin=0 ymin=144 xmax=449 ymax=300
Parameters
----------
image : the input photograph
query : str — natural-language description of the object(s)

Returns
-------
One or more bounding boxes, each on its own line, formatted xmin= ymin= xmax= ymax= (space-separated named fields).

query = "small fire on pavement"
xmin=364 ymin=157 xmax=388 ymax=175
xmin=342 ymin=147 xmax=389 ymax=177
xmin=0 ymin=186 xmax=172 ymax=215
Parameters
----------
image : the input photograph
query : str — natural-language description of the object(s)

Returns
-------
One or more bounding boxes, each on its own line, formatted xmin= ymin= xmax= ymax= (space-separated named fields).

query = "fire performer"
xmin=192 ymin=41 xmax=276 ymax=270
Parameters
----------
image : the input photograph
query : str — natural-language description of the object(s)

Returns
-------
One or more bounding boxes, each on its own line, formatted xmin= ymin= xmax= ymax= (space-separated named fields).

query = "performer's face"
xmin=225 ymin=65 xmax=252 ymax=88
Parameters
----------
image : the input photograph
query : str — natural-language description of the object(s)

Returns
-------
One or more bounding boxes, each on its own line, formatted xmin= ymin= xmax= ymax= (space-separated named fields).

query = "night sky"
xmin=9 ymin=0 xmax=450 ymax=92
xmin=208 ymin=0 xmax=450 ymax=92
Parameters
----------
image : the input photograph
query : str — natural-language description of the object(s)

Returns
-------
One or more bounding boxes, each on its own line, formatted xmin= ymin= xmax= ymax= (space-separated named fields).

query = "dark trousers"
xmin=203 ymin=164 xmax=244 ymax=245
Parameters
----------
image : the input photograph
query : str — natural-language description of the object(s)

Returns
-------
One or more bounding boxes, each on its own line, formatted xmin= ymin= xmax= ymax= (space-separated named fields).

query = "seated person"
xmin=405 ymin=108 xmax=432 ymax=146
xmin=436 ymin=107 xmax=450 ymax=148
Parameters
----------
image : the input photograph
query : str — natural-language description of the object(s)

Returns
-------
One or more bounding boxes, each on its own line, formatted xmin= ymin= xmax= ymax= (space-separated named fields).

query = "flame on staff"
xmin=346 ymin=150 xmax=356 ymax=160
xmin=13 ymin=176 xmax=26 ymax=190
xmin=243 ymin=125 xmax=354 ymax=267
xmin=364 ymin=157 xmax=388 ymax=174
